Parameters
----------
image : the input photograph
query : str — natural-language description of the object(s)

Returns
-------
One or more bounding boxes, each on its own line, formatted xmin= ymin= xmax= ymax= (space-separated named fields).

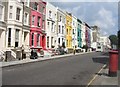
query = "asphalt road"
xmin=2 ymin=52 xmax=109 ymax=85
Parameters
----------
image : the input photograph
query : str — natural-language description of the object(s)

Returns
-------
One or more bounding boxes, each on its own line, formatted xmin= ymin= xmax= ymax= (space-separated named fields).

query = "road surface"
xmin=2 ymin=52 xmax=109 ymax=85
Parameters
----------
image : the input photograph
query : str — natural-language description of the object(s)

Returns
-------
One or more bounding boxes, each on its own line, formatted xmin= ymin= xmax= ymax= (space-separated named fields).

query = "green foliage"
xmin=109 ymin=35 xmax=118 ymax=49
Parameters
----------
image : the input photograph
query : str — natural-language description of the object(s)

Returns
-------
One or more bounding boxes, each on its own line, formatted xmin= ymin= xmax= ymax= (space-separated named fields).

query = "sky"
xmin=46 ymin=0 xmax=119 ymax=37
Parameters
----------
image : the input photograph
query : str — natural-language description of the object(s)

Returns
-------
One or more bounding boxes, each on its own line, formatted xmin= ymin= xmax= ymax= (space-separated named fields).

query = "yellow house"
xmin=66 ymin=12 xmax=72 ymax=48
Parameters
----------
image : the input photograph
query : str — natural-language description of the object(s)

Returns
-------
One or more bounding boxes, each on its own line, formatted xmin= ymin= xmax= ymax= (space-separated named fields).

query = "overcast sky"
xmin=46 ymin=0 xmax=119 ymax=36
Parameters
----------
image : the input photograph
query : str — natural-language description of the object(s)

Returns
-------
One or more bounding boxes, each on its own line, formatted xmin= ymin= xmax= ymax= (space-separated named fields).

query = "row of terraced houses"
xmin=0 ymin=0 xmax=110 ymax=60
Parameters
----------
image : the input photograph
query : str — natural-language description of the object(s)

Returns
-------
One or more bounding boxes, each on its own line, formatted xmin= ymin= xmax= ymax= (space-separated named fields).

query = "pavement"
xmin=0 ymin=52 xmax=92 ymax=68
xmin=0 ymin=51 xmax=118 ymax=86
xmin=88 ymin=65 xmax=118 ymax=86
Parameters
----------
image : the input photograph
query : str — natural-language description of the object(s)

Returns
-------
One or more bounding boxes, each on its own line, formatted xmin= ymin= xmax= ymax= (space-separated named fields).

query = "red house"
xmin=30 ymin=0 xmax=46 ymax=51
xmin=85 ymin=23 xmax=91 ymax=48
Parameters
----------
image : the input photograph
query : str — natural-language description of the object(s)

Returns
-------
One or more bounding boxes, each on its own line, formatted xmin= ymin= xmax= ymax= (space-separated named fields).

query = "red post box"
xmin=109 ymin=50 xmax=118 ymax=77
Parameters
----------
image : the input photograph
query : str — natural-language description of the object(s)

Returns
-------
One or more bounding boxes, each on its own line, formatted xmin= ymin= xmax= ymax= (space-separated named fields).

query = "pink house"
xmin=30 ymin=0 xmax=46 ymax=51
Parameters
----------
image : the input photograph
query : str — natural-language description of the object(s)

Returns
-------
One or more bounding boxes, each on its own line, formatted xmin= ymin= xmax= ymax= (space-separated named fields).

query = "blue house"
xmin=77 ymin=19 xmax=82 ymax=48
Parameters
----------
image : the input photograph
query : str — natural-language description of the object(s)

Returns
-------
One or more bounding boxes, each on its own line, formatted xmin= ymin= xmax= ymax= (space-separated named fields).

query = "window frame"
xmin=8 ymin=28 xmax=11 ymax=47
xmin=32 ymin=15 xmax=35 ymax=26
xmin=24 ymin=12 xmax=28 ymax=25
xmin=0 ymin=4 xmax=4 ymax=21
xmin=16 ymin=7 xmax=21 ymax=21
xmin=31 ymin=33 xmax=34 ymax=46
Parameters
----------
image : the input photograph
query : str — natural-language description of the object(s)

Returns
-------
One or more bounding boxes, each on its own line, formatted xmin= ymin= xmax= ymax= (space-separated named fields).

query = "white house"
xmin=0 ymin=1 xmax=6 ymax=59
xmin=81 ymin=22 xmax=86 ymax=48
xmin=72 ymin=15 xmax=78 ymax=48
xmin=99 ymin=36 xmax=111 ymax=51
xmin=56 ymin=7 xmax=66 ymax=48
xmin=91 ymin=26 xmax=100 ymax=51
xmin=46 ymin=2 xmax=57 ymax=49
xmin=5 ymin=0 xmax=30 ymax=59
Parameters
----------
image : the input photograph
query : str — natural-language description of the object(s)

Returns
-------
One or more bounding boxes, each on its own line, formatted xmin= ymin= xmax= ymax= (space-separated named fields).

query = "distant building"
xmin=91 ymin=25 xmax=101 ymax=51
xmin=99 ymin=36 xmax=111 ymax=51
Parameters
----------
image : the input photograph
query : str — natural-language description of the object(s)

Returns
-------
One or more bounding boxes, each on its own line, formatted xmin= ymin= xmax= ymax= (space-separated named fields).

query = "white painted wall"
xmin=6 ymin=0 xmax=30 ymax=51
xmin=72 ymin=15 xmax=78 ymax=48
xmin=46 ymin=2 xmax=57 ymax=49
xmin=81 ymin=23 xmax=86 ymax=47
xmin=56 ymin=8 xmax=66 ymax=48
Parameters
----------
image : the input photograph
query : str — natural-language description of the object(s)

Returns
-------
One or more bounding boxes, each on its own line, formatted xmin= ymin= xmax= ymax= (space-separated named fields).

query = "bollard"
xmin=109 ymin=50 xmax=118 ymax=77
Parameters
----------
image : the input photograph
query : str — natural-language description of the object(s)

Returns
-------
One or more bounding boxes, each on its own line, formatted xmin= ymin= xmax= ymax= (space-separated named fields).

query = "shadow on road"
xmin=92 ymin=52 xmax=109 ymax=65
xmin=95 ymin=72 xmax=108 ymax=76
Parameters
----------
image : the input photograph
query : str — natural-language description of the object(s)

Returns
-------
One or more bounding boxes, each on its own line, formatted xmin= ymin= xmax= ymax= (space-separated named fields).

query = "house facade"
xmin=0 ymin=1 xmax=6 ymax=54
xmin=56 ymin=8 xmax=66 ymax=48
xmin=77 ymin=19 xmax=82 ymax=48
xmin=66 ymin=12 xmax=72 ymax=48
xmin=91 ymin=25 xmax=101 ymax=51
xmin=81 ymin=22 xmax=86 ymax=48
xmin=72 ymin=15 xmax=77 ymax=48
xmin=46 ymin=2 xmax=57 ymax=49
xmin=30 ymin=0 xmax=46 ymax=51
xmin=84 ymin=22 xmax=91 ymax=49
xmin=99 ymin=36 xmax=111 ymax=51
xmin=4 ymin=0 xmax=30 ymax=60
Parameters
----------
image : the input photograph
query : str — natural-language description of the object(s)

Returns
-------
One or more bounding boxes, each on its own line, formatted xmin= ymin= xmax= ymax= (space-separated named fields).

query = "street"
xmin=2 ymin=52 xmax=109 ymax=85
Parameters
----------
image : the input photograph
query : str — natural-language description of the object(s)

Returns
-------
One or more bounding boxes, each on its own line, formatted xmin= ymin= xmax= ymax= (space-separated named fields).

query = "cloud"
xmin=51 ymin=2 xmax=118 ymax=36
xmin=94 ymin=7 xmax=115 ymax=28
xmin=46 ymin=0 xmax=119 ymax=2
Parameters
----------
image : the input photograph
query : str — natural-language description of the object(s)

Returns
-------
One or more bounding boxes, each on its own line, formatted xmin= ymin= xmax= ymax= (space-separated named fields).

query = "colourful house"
xmin=66 ymin=12 xmax=72 ymax=48
xmin=77 ymin=19 xmax=82 ymax=48
xmin=30 ymin=1 xmax=46 ymax=51
xmin=85 ymin=23 xmax=91 ymax=48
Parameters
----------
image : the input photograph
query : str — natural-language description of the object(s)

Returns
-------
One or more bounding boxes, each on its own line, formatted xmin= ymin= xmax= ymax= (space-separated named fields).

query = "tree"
xmin=109 ymin=35 xmax=118 ymax=49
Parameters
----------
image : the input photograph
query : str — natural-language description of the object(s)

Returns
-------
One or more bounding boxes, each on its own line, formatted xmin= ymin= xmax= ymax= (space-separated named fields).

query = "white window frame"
xmin=15 ymin=29 xmax=19 ymax=47
xmin=32 ymin=15 xmax=35 ymax=26
xmin=0 ymin=4 xmax=4 ymax=21
xmin=47 ymin=22 xmax=49 ymax=29
xmin=51 ymin=22 xmax=54 ymax=32
xmin=9 ymin=6 xmax=13 ymax=19
xmin=16 ymin=7 xmax=21 ymax=21
xmin=49 ymin=10 xmax=52 ymax=18
xmin=8 ymin=28 xmax=11 ymax=47
xmin=59 ymin=25 xmax=60 ymax=33
xmin=24 ymin=12 xmax=29 ymax=25
xmin=33 ymin=2 xmax=38 ymax=11
xmin=60 ymin=16 xmax=62 ymax=22
xmin=24 ymin=0 xmax=29 ymax=7
xmin=31 ymin=33 xmax=34 ymax=46
xmin=42 ymin=20 xmax=45 ymax=29
xmin=37 ymin=34 xmax=40 ymax=46
xmin=37 ymin=16 xmax=41 ymax=27
xmin=47 ymin=36 xmax=49 ymax=48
